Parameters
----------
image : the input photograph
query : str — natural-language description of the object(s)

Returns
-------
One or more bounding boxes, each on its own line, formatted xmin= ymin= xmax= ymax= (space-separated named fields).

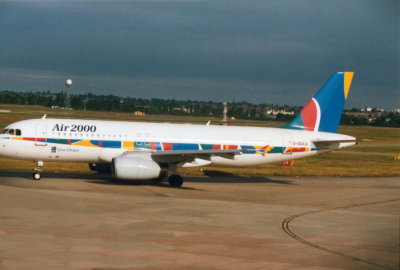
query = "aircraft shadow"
xmin=86 ymin=179 xmax=205 ymax=191
xmin=0 ymin=171 xmax=294 ymax=186
xmin=0 ymin=171 xmax=110 ymax=181
xmin=183 ymin=176 xmax=293 ymax=185
xmin=182 ymin=169 xmax=294 ymax=185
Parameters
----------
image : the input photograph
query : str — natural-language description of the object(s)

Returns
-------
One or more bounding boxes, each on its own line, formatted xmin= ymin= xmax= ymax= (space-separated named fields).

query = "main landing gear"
xmin=168 ymin=174 xmax=183 ymax=187
xmin=154 ymin=169 xmax=184 ymax=188
xmin=167 ymin=164 xmax=184 ymax=187
xmin=152 ymin=170 xmax=168 ymax=182
xmin=157 ymin=164 xmax=184 ymax=188
xmin=32 ymin=161 xmax=43 ymax=180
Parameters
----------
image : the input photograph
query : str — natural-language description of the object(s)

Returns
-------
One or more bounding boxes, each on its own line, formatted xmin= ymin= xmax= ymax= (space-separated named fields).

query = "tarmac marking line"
xmin=282 ymin=198 xmax=400 ymax=270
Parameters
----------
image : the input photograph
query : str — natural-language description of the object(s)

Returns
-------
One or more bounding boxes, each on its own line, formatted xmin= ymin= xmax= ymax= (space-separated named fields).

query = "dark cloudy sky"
xmin=0 ymin=0 xmax=398 ymax=109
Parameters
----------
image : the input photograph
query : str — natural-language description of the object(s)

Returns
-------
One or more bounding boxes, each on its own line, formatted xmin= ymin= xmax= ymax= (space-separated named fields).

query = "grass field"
xmin=0 ymin=104 xmax=399 ymax=177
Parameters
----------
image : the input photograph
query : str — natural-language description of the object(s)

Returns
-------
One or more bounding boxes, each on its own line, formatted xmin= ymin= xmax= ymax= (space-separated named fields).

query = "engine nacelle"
xmin=111 ymin=155 xmax=161 ymax=180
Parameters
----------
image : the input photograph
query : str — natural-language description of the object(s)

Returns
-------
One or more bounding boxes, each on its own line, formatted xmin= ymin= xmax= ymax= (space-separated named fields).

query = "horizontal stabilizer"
xmin=312 ymin=139 xmax=357 ymax=150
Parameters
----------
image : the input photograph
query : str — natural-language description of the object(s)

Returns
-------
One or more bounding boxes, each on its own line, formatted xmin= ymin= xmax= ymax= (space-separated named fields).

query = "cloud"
xmin=0 ymin=0 xmax=398 ymax=109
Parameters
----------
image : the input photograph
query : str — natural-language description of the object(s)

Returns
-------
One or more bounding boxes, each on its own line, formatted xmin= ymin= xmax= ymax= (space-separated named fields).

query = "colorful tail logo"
xmin=283 ymin=72 xmax=354 ymax=133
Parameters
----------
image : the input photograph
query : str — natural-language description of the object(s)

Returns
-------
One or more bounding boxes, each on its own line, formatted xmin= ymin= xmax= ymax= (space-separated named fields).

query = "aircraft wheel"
xmin=168 ymin=174 xmax=183 ymax=187
xmin=32 ymin=172 xmax=41 ymax=180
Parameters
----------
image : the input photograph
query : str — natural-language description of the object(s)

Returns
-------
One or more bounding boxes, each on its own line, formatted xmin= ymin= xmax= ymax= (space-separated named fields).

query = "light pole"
xmin=65 ymin=79 xmax=72 ymax=109
xmin=222 ymin=102 xmax=228 ymax=126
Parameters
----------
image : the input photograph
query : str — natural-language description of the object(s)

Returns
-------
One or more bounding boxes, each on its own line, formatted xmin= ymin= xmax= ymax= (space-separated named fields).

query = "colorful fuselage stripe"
xmin=10 ymin=137 xmax=316 ymax=154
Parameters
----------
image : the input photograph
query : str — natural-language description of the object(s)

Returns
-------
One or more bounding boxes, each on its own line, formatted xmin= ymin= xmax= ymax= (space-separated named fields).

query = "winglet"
xmin=42 ymin=114 xmax=47 ymax=119
xmin=283 ymin=72 xmax=354 ymax=133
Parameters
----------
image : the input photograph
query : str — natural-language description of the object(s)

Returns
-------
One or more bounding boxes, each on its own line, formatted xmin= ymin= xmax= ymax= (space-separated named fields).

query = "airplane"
xmin=0 ymin=72 xmax=356 ymax=187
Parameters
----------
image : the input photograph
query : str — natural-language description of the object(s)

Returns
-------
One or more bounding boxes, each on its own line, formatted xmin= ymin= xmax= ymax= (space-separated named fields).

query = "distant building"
xmin=173 ymin=107 xmax=191 ymax=113
xmin=392 ymin=109 xmax=400 ymax=114
xmin=361 ymin=107 xmax=384 ymax=113
xmin=265 ymin=109 xmax=294 ymax=116
xmin=133 ymin=111 xmax=146 ymax=116
xmin=361 ymin=107 xmax=373 ymax=112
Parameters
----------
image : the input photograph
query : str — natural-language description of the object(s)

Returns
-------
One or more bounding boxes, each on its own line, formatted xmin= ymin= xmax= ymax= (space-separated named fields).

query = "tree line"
xmin=0 ymin=90 xmax=398 ymax=127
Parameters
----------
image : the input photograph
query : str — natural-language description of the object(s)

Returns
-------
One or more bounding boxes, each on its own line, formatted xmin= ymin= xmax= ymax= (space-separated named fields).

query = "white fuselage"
xmin=0 ymin=118 xmax=355 ymax=167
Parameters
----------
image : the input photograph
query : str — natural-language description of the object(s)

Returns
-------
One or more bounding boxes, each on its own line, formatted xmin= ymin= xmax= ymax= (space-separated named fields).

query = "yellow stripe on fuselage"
xmin=72 ymin=140 xmax=99 ymax=147
xmin=123 ymin=141 xmax=134 ymax=150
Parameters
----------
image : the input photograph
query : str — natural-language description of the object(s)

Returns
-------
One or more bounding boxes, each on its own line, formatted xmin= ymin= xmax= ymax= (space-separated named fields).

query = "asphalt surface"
xmin=0 ymin=172 xmax=398 ymax=270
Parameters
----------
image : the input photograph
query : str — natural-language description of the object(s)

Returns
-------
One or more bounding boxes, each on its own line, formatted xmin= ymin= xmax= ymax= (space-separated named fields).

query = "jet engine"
xmin=111 ymin=155 xmax=161 ymax=180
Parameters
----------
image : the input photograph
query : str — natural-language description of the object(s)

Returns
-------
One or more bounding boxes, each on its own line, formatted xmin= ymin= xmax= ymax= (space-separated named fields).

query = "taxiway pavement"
xmin=0 ymin=172 xmax=398 ymax=270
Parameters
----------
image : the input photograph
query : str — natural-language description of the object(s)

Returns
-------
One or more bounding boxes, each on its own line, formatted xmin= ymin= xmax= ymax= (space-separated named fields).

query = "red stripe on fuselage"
xmin=150 ymin=142 xmax=156 ymax=150
xmin=212 ymin=144 xmax=222 ymax=150
xmin=224 ymin=145 xmax=238 ymax=150
xmin=23 ymin=137 xmax=45 ymax=141
xmin=289 ymin=147 xmax=307 ymax=153
xmin=162 ymin=142 xmax=172 ymax=151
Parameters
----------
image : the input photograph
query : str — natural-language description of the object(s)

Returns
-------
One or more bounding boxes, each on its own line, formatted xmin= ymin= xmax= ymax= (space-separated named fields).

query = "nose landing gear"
xmin=32 ymin=161 xmax=43 ymax=180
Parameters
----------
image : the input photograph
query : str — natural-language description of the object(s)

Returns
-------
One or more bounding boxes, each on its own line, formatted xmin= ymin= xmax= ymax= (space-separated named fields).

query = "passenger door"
xmin=35 ymin=120 xmax=47 ymax=145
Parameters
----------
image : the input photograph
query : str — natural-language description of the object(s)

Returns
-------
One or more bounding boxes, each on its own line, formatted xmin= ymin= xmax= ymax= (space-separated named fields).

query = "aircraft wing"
xmin=312 ymin=139 xmax=357 ymax=150
xmin=150 ymin=149 xmax=247 ymax=164
xmin=99 ymin=148 xmax=248 ymax=163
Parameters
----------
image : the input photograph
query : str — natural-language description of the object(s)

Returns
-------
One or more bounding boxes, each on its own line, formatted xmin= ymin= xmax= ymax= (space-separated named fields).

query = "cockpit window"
xmin=0 ymin=129 xmax=21 ymax=136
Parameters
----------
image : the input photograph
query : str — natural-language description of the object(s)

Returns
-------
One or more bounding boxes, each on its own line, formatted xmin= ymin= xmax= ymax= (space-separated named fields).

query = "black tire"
xmin=168 ymin=174 xmax=183 ymax=187
xmin=32 ymin=173 xmax=41 ymax=180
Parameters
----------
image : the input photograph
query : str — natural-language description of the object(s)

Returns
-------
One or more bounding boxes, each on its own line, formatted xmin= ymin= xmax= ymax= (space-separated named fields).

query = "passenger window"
xmin=15 ymin=129 xmax=21 ymax=136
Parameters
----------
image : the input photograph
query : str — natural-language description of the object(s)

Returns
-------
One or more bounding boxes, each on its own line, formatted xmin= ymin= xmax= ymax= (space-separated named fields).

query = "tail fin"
xmin=283 ymin=72 xmax=354 ymax=133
